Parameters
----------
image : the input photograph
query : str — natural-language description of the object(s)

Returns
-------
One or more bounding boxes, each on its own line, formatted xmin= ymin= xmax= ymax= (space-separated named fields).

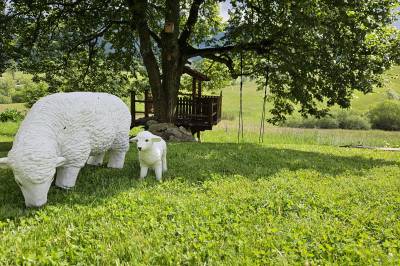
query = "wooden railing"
xmin=131 ymin=91 xmax=222 ymax=129
xmin=176 ymin=95 xmax=221 ymax=126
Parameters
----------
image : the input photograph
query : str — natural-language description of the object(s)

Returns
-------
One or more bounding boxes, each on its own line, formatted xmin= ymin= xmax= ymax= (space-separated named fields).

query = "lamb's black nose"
xmin=138 ymin=147 xmax=142 ymax=151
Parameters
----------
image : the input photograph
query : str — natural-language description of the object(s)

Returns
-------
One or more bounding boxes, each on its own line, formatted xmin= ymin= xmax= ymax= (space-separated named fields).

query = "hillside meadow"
xmin=0 ymin=68 xmax=400 ymax=264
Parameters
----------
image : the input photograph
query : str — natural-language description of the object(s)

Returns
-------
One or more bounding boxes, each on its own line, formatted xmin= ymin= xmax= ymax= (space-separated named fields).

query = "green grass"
xmin=0 ymin=103 xmax=27 ymax=113
xmin=1 ymin=125 xmax=400 ymax=264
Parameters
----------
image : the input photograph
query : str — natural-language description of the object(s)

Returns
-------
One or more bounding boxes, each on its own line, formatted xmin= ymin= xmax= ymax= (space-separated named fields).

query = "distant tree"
xmin=3 ymin=0 xmax=400 ymax=123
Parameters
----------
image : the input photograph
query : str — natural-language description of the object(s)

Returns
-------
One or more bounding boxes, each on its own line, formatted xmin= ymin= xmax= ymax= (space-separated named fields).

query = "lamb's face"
xmin=5 ymin=151 xmax=65 ymax=207
xmin=130 ymin=131 xmax=162 ymax=152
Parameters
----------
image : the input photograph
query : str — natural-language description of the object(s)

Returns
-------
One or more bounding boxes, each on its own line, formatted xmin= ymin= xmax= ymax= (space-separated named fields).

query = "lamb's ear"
xmin=130 ymin=137 xmax=138 ymax=143
xmin=151 ymin=137 xmax=162 ymax=143
xmin=56 ymin=157 xmax=66 ymax=167
xmin=0 ymin=157 xmax=9 ymax=168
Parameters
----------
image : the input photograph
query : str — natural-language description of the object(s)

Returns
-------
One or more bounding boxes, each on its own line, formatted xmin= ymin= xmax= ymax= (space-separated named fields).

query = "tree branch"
xmin=179 ymin=0 xmax=204 ymax=45
xmin=67 ymin=23 xmax=112 ymax=53
xmin=149 ymin=30 xmax=161 ymax=45
xmin=81 ymin=36 xmax=97 ymax=81
xmin=126 ymin=0 xmax=161 ymax=94
xmin=186 ymin=39 xmax=274 ymax=57
xmin=203 ymin=54 xmax=237 ymax=78
xmin=45 ymin=0 xmax=84 ymax=7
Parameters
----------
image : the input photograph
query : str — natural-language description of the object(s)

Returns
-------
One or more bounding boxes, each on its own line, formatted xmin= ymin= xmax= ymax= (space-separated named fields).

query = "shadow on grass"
xmin=0 ymin=142 xmax=398 ymax=221
xmin=0 ymin=142 xmax=13 ymax=152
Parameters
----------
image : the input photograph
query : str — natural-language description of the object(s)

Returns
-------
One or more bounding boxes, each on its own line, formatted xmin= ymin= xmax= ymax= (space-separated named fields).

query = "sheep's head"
xmin=130 ymin=131 xmax=162 ymax=152
xmin=0 ymin=151 xmax=66 ymax=207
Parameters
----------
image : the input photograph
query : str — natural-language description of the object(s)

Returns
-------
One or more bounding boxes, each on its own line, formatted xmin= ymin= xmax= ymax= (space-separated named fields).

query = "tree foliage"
xmin=2 ymin=0 xmax=400 ymax=122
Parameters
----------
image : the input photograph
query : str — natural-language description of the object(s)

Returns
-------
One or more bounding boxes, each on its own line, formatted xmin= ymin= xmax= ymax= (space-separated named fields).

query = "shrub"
xmin=282 ymin=116 xmax=339 ymax=129
xmin=368 ymin=101 xmax=400 ymax=131
xmin=22 ymin=82 xmax=48 ymax=108
xmin=0 ymin=109 xmax=24 ymax=122
xmin=315 ymin=116 xmax=339 ymax=129
xmin=336 ymin=110 xmax=371 ymax=130
xmin=283 ymin=111 xmax=371 ymax=130
xmin=0 ymin=95 xmax=12 ymax=104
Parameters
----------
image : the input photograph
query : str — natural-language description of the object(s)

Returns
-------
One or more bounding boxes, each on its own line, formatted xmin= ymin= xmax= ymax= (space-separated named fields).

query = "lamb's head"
xmin=130 ymin=131 xmax=162 ymax=152
xmin=0 ymin=150 xmax=65 ymax=207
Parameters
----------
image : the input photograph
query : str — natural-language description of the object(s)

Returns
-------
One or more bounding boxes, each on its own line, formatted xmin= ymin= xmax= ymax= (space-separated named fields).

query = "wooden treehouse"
xmin=130 ymin=66 xmax=222 ymax=137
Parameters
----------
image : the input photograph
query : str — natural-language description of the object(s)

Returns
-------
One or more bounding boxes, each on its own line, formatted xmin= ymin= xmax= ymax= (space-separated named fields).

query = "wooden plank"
xmin=130 ymin=91 xmax=135 ymax=128
xmin=339 ymin=145 xmax=400 ymax=151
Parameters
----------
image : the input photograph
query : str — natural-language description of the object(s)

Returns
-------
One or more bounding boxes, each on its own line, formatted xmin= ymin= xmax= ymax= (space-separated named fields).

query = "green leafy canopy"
xmin=2 ymin=0 xmax=400 ymax=122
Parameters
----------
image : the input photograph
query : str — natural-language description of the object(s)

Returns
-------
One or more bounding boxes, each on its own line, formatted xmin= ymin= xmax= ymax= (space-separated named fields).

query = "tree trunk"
xmin=153 ymin=0 xmax=182 ymax=123
xmin=128 ymin=0 xmax=183 ymax=123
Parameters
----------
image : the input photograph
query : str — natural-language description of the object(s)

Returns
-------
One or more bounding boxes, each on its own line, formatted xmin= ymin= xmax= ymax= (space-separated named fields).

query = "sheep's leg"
xmin=87 ymin=152 xmax=105 ymax=166
xmin=55 ymin=167 xmax=81 ymax=189
xmin=162 ymin=151 xmax=167 ymax=173
xmin=107 ymin=150 xmax=127 ymax=169
xmin=154 ymin=163 xmax=163 ymax=182
xmin=139 ymin=166 xmax=149 ymax=179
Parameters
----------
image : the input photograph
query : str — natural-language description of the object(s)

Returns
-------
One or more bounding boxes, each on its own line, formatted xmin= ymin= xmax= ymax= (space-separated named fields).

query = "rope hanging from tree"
xmin=259 ymin=62 xmax=270 ymax=143
xmin=237 ymin=52 xmax=244 ymax=143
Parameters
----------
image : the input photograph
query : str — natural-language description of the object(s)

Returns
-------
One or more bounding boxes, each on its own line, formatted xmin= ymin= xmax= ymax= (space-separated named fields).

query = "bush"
xmin=0 ymin=109 xmax=24 ymax=122
xmin=283 ymin=116 xmax=339 ymax=129
xmin=315 ymin=116 xmax=339 ymax=129
xmin=0 ymin=94 xmax=12 ymax=104
xmin=336 ymin=110 xmax=371 ymax=130
xmin=22 ymin=82 xmax=48 ymax=108
xmin=368 ymin=101 xmax=400 ymax=131
xmin=283 ymin=110 xmax=371 ymax=130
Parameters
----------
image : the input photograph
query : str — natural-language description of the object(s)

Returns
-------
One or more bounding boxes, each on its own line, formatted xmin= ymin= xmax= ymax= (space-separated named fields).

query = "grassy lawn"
xmin=1 ymin=120 xmax=400 ymax=264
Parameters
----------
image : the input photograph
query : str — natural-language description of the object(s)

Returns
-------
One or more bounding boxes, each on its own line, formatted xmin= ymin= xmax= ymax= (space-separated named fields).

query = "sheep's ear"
xmin=56 ymin=157 xmax=66 ymax=167
xmin=130 ymin=137 xmax=138 ymax=143
xmin=0 ymin=157 xmax=9 ymax=168
xmin=151 ymin=137 xmax=162 ymax=143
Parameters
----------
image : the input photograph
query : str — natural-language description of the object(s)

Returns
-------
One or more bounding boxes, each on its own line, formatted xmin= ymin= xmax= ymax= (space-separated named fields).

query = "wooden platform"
xmin=130 ymin=92 xmax=222 ymax=133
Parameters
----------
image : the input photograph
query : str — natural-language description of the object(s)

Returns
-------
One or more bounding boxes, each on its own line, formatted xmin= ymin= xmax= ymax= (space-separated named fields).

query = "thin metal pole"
xmin=259 ymin=63 xmax=270 ymax=143
xmin=238 ymin=53 xmax=244 ymax=143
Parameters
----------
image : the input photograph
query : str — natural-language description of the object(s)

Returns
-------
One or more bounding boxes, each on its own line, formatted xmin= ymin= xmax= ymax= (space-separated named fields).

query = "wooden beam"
xmin=198 ymin=80 xmax=202 ymax=98
xmin=130 ymin=91 xmax=136 ymax=128
xmin=192 ymin=77 xmax=197 ymax=115
xmin=144 ymin=90 xmax=149 ymax=118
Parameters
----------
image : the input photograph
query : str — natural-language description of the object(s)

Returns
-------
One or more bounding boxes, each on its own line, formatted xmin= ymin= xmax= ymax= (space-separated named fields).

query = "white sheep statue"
xmin=0 ymin=92 xmax=131 ymax=207
xmin=130 ymin=131 xmax=167 ymax=182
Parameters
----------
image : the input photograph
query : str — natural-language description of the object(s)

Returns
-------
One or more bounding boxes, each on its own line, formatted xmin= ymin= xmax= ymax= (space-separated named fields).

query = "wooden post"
xmin=131 ymin=91 xmax=136 ymax=128
xmin=192 ymin=77 xmax=196 ymax=98
xmin=219 ymin=91 xmax=223 ymax=122
xmin=197 ymin=80 xmax=202 ymax=98
xmin=197 ymin=80 xmax=202 ymax=115
xmin=197 ymin=131 xmax=201 ymax=143
xmin=144 ymin=90 xmax=149 ymax=118
xmin=192 ymin=77 xmax=196 ymax=115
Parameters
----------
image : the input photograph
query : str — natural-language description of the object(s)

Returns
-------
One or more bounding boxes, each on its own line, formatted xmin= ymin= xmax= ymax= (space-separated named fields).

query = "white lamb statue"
xmin=130 ymin=131 xmax=167 ymax=182
xmin=0 ymin=92 xmax=131 ymax=207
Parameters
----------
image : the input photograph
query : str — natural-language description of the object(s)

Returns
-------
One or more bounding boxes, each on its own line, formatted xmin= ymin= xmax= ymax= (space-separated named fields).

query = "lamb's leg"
xmin=107 ymin=150 xmax=127 ymax=169
xmin=162 ymin=151 xmax=167 ymax=173
xmin=140 ymin=166 xmax=148 ymax=179
xmin=154 ymin=163 xmax=163 ymax=182
xmin=55 ymin=167 xmax=81 ymax=189
xmin=87 ymin=152 xmax=105 ymax=166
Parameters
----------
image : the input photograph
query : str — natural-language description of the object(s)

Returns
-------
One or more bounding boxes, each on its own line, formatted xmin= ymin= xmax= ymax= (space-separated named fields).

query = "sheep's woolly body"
xmin=5 ymin=92 xmax=131 ymax=206
xmin=131 ymin=131 xmax=167 ymax=181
